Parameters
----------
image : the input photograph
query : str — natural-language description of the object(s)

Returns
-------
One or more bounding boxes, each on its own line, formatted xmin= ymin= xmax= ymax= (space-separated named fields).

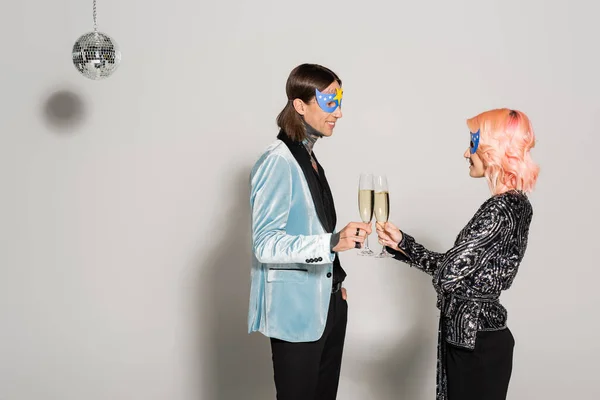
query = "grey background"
xmin=1 ymin=0 xmax=598 ymax=399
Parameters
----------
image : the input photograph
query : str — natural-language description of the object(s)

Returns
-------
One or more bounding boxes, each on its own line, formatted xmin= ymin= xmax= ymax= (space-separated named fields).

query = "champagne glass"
xmin=374 ymin=174 xmax=393 ymax=258
xmin=358 ymin=173 xmax=374 ymax=256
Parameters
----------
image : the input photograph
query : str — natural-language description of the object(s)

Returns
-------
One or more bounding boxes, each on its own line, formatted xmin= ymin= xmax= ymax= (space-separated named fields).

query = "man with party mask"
xmin=248 ymin=63 xmax=371 ymax=400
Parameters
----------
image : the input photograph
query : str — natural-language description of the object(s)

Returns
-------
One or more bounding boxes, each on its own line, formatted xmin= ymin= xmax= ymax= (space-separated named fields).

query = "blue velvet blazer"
xmin=247 ymin=131 xmax=338 ymax=342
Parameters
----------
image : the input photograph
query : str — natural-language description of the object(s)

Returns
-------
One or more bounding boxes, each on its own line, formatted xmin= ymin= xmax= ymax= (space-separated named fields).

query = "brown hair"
xmin=276 ymin=63 xmax=342 ymax=141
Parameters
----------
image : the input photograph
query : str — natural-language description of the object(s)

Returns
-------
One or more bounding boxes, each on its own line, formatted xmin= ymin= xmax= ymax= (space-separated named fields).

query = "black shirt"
xmin=310 ymin=161 xmax=346 ymax=285
xmin=276 ymin=130 xmax=346 ymax=286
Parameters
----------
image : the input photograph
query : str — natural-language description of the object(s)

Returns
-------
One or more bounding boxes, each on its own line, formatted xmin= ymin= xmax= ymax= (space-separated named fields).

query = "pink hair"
xmin=468 ymin=109 xmax=539 ymax=195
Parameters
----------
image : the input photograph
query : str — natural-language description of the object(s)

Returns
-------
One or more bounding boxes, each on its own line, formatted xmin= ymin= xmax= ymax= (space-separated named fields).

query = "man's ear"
xmin=292 ymin=98 xmax=306 ymax=116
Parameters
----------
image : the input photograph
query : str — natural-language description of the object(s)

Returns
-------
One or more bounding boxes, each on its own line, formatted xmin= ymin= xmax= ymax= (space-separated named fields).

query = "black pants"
xmin=270 ymin=290 xmax=348 ymax=400
xmin=446 ymin=328 xmax=515 ymax=400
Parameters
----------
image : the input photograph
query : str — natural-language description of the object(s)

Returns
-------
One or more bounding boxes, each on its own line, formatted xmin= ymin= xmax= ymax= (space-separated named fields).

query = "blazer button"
xmin=305 ymin=259 xmax=310 ymax=263
xmin=318 ymin=257 xmax=322 ymax=261
xmin=327 ymin=272 xmax=332 ymax=278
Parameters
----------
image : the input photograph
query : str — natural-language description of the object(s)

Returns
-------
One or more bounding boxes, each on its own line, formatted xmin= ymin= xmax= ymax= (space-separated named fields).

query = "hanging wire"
xmin=93 ymin=0 xmax=98 ymax=32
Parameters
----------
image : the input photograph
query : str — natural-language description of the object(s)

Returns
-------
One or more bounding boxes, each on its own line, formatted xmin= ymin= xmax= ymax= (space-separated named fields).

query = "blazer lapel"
xmin=277 ymin=130 xmax=332 ymax=233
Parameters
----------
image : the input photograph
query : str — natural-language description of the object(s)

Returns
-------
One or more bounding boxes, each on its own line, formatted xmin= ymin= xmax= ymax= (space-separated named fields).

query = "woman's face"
xmin=293 ymin=80 xmax=343 ymax=136
xmin=464 ymin=147 xmax=485 ymax=177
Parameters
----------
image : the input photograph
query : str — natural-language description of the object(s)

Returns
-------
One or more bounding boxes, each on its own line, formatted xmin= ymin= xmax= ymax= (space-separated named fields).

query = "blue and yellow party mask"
xmin=315 ymin=87 xmax=343 ymax=113
xmin=470 ymin=129 xmax=480 ymax=154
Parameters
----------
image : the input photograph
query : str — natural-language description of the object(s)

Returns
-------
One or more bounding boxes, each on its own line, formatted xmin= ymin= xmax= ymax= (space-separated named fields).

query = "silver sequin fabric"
xmin=391 ymin=190 xmax=533 ymax=399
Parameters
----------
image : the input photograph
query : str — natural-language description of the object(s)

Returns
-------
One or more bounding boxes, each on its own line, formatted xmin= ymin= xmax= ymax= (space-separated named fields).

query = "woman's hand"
xmin=376 ymin=221 xmax=403 ymax=251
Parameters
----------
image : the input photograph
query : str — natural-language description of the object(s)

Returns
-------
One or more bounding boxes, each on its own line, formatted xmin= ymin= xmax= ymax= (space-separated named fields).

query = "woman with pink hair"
xmin=377 ymin=109 xmax=539 ymax=400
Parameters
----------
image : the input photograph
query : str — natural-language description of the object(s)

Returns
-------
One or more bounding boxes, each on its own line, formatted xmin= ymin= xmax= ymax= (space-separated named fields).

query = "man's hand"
xmin=341 ymin=287 xmax=347 ymax=300
xmin=332 ymin=222 xmax=372 ymax=252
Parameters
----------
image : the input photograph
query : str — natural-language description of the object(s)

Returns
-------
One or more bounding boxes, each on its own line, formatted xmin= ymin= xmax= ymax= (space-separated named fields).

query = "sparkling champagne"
xmin=358 ymin=173 xmax=375 ymax=256
xmin=358 ymin=189 xmax=374 ymax=223
xmin=374 ymin=191 xmax=389 ymax=222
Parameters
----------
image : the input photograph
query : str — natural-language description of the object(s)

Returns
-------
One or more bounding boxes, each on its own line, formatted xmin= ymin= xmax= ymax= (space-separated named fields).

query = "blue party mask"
xmin=315 ymin=87 xmax=343 ymax=113
xmin=470 ymin=129 xmax=480 ymax=154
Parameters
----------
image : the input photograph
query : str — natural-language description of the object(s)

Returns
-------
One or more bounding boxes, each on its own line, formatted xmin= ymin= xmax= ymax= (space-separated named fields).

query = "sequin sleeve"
xmin=389 ymin=233 xmax=445 ymax=275
xmin=389 ymin=197 xmax=509 ymax=291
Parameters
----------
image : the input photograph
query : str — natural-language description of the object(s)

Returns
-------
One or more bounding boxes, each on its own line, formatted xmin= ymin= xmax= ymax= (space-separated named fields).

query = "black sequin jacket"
xmin=388 ymin=190 xmax=533 ymax=350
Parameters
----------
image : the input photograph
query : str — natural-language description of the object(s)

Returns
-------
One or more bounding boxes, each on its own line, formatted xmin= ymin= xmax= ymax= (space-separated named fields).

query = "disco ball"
xmin=72 ymin=31 xmax=121 ymax=80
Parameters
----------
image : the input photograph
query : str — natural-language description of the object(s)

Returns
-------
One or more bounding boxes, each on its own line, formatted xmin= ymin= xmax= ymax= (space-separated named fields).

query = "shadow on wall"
xmin=343 ymin=235 xmax=441 ymax=399
xmin=360 ymin=323 xmax=436 ymax=399
xmin=367 ymin=235 xmax=442 ymax=400
xmin=191 ymin=169 xmax=439 ymax=399
xmin=198 ymin=168 xmax=274 ymax=400
xmin=370 ymin=234 xmax=442 ymax=400
xmin=40 ymin=89 xmax=86 ymax=134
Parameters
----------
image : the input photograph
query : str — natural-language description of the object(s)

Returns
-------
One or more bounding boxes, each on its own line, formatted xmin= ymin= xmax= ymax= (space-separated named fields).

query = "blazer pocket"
xmin=267 ymin=268 xmax=308 ymax=283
